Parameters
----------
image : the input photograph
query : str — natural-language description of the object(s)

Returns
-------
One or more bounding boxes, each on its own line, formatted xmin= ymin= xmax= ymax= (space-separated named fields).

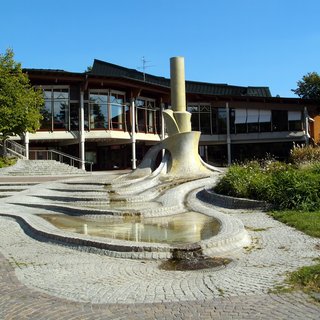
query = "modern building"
xmin=22 ymin=59 xmax=320 ymax=170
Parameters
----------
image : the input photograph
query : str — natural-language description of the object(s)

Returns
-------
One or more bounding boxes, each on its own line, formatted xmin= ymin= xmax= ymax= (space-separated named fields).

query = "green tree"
xmin=0 ymin=49 xmax=44 ymax=154
xmin=292 ymin=72 xmax=320 ymax=100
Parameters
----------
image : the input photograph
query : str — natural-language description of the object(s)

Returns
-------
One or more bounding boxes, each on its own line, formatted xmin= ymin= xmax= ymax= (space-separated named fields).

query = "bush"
xmin=0 ymin=157 xmax=16 ymax=168
xmin=215 ymin=160 xmax=320 ymax=211
xmin=290 ymin=145 xmax=320 ymax=165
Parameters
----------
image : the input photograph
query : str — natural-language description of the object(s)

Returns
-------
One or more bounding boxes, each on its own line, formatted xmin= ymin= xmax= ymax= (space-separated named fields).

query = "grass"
xmin=288 ymin=259 xmax=320 ymax=293
xmin=270 ymin=210 xmax=320 ymax=238
xmin=214 ymin=157 xmax=320 ymax=294
xmin=270 ymin=210 xmax=320 ymax=294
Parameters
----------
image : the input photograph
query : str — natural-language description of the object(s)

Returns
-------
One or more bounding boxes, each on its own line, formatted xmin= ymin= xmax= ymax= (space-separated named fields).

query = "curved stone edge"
xmin=186 ymin=188 xmax=251 ymax=257
xmin=198 ymin=188 xmax=272 ymax=210
xmin=0 ymin=194 xmax=249 ymax=261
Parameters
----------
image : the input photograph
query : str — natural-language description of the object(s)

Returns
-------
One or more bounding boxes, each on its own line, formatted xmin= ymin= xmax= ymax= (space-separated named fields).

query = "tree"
xmin=0 ymin=49 xmax=44 ymax=155
xmin=292 ymin=72 xmax=320 ymax=100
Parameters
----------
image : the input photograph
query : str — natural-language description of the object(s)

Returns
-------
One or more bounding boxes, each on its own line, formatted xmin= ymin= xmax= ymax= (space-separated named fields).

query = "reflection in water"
xmin=39 ymin=212 xmax=220 ymax=245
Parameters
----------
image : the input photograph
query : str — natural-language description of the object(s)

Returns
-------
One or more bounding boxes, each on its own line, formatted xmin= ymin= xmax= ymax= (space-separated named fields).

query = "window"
xmin=136 ymin=97 xmax=158 ymax=133
xmin=272 ymin=110 xmax=288 ymax=131
xmin=234 ymin=109 xmax=247 ymax=133
xmin=187 ymin=105 xmax=200 ymax=131
xmin=41 ymin=87 xmax=69 ymax=130
xmin=259 ymin=110 xmax=272 ymax=132
xmin=247 ymin=109 xmax=259 ymax=133
xmin=187 ymin=103 xmax=212 ymax=134
xmin=288 ymin=111 xmax=302 ymax=131
xmin=89 ymin=91 xmax=108 ymax=129
xmin=200 ymin=105 xmax=211 ymax=134
xmin=217 ymin=108 xmax=227 ymax=134
xmin=110 ymin=91 xmax=125 ymax=130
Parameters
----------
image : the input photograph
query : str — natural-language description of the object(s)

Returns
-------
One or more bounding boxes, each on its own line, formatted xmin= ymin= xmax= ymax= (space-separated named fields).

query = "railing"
xmin=29 ymin=149 xmax=93 ymax=172
xmin=0 ymin=140 xmax=26 ymax=159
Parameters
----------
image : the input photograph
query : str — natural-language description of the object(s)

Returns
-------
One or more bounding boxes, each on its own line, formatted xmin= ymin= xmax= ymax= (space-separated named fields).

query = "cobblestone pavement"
xmin=0 ymin=176 xmax=319 ymax=319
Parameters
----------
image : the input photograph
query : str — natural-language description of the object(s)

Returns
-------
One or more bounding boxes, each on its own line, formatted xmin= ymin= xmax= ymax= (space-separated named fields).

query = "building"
xmin=22 ymin=59 xmax=320 ymax=170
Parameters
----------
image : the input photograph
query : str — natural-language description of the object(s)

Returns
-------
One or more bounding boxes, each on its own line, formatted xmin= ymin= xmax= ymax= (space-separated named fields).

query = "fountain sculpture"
xmin=128 ymin=56 xmax=218 ymax=179
xmin=0 ymin=57 xmax=251 ymax=264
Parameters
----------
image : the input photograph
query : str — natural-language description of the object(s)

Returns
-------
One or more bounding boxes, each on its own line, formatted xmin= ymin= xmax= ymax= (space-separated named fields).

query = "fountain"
xmin=1 ymin=57 xmax=251 ymax=267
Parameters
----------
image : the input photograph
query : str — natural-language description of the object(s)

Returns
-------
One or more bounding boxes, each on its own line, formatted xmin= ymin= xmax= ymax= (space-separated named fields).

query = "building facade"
xmin=23 ymin=59 xmax=320 ymax=170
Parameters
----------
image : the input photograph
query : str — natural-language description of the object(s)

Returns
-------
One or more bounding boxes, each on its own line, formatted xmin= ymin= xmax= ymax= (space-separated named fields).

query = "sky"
xmin=1 ymin=0 xmax=319 ymax=97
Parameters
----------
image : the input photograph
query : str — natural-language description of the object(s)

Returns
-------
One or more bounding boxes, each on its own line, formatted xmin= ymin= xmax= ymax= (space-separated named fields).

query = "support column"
xmin=160 ymin=101 xmax=165 ymax=141
xmin=226 ymin=102 xmax=232 ymax=165
xmin=24 ymin=131 xmax=29 ymax=159
xmin=304 ymin=106 xmax=310 ymax=146
xmin=131 ymin=98 xmax=137 ymax=170
xmin=80 ymin=90 xmax=85 ymax=170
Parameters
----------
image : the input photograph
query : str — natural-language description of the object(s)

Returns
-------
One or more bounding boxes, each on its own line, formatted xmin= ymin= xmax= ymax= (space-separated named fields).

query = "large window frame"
xmin=41 ymin=86 xmax=70 ymax=131
xmin=88 ymin=89 xmax=127 ymax=131
xmin=135 ymin=97 xmax=159 ymax=134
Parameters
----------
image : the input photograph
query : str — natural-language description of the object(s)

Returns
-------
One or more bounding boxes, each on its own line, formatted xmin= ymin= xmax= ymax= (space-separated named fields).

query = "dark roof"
xmin=91 ymin=59 xmax=272 ymax=97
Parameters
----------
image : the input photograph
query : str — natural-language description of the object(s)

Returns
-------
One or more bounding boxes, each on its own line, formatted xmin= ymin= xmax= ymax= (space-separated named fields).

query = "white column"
xmin=131 ymin=98 xmax=137 ymax=170
xmin=24 ymin=131 xmax=29 ymax=160
xmin=304 ymin=106 xmax=310 ymax=145
xmin=226 ymin=102 xmax=232 ymax=165
xmin=80 ymin=90 xmax=85 ymax=170
xmin=160 ymin=102 xmax=165 ymax=141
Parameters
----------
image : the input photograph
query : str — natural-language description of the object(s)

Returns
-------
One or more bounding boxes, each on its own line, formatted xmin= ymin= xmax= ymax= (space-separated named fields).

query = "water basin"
xmin=39 ymin=211 xmax=220 ymax=245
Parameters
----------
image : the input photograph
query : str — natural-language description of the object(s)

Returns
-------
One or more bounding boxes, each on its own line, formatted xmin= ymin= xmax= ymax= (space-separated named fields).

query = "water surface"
xmin=39 ymin=211 xmax=220 ymax=245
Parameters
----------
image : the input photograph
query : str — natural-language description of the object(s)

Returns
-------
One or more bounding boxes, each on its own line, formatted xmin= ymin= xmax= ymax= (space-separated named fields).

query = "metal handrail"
xmin=0 ymin=140 xmax=26 ymax=159
xmin=29 ymin=149 xmax=93 ymax=172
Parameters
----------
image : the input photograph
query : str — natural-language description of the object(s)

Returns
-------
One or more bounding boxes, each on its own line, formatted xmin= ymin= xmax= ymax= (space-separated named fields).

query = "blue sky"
xmin=1 ymin=0 xmax=319 ymax=97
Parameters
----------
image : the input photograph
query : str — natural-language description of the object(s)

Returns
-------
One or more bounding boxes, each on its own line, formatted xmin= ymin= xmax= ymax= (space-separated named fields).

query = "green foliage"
xmin=288 ymin=262 xmax=320 ymax=293
xmin=270 ymin=210 xmax=320 ymax=238
xmin=0 ymin=49 xmax=44 ymax=141
xmin=292 ymin=71 xmax=320 ymax=100
xmin=215 ymin=160 xmax=320 ymax=211
xmin=0 ymin=156 xmax=16 ymax=168
xmin=290 ymin=144 xmax=320 ymax=165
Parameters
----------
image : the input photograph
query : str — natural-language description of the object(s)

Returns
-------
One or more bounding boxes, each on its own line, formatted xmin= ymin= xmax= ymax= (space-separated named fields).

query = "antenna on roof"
xmin=137 ymin=56 xmax=154 ymax=81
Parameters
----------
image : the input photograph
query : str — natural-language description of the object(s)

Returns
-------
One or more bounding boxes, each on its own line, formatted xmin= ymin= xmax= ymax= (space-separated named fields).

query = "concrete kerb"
xmin=0 ymin=172 xmax=252 ymax=261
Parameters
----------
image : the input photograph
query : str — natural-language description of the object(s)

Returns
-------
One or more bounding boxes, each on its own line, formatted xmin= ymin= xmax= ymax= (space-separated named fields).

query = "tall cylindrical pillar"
xmin=170 ymin=57 xmax=186 ymax=112
xmin=131 ymin=98 xmax=137 ymax=170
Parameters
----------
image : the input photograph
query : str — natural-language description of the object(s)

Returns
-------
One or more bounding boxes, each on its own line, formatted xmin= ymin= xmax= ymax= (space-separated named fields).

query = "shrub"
xmin=0 ymin=157 xmax=16 ymax=168
xmin=290 ymin=145 xmax=320 ymax=165
xmin=215 ymin=160 xmax=320 ymax=211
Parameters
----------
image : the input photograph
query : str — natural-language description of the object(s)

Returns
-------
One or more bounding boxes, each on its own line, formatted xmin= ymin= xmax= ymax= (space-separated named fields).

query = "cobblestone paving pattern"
xmin=0 ymin=176 xmax=319 ymax=319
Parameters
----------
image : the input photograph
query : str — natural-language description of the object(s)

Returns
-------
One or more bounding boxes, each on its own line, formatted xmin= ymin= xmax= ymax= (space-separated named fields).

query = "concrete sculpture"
xmin=132 ymin=56 xmax=218 ymax=178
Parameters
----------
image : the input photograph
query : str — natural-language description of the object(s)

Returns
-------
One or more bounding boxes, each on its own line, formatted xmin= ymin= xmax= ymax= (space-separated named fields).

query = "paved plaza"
xmin=0 ymin=174 xmax=319 ymax=319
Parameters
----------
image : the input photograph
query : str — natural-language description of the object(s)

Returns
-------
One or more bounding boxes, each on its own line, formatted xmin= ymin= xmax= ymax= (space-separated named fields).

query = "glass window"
xmin=110 ymin=92 xmax=125 ymax=130
xmin=211 ymin=108 xmax=218 ymax=134
xmin=199 ymin=105 xmax=211 ymax=134
xmin=217 ymin=108 xmax=227 ymax=134
xmin=259 ymin=109 xmax=271 ymax=132
xmin=288 ymin=111 xmax=302 ymax=131
xmin=188 ymin=105 xmax=200 ymax=131
xmin=41 ymin=87 xmax=69 ymax=130
xmin=272 ymin=110 xmax=288 ymax=131
xmin=70 ymin=103 xmax=79 ymax=130
xmin=41 ymin=89 xmax=53 ymax=130
xmin=53 ymin=89 xmax=69 ymax=130
xmin=136 ymin=97 xmax=158 ymax=133
xmin=247 ymin=109 xmax=259 ymax=133
xmin=89 ymin=92 xmax=108 ymax=129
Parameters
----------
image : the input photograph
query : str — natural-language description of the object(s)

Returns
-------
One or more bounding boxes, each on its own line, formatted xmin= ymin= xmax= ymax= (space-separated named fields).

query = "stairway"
xmin=0 ymin=159 xmax=87 ymax=176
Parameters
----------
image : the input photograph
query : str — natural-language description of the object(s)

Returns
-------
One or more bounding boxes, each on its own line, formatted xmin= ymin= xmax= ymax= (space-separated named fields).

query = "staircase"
xmin=0 ymin=159 xmax=87 ymax=176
